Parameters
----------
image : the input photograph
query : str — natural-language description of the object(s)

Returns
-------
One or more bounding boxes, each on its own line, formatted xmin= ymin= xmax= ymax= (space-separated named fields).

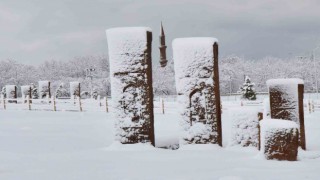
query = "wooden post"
xmin=105 ymin=97 xmax=109 ymax=112
xmin=258 ymin=112 xmax=263 ymax=150
xmin=160 ymin=97 xmax=165 ymax=114
xmin=27 ymin=95 xmax=31 ymax=110
xmin=53 ymin=95 xmax=56 ymax=111
xmin=79 ymin=96 xmax=82 ymax=112
xmin=308 ymin=99 xmax=312 ymax=114
xmin=98 ymin=95 xmax=101 ymax=107
xmin=2 ymin=95 xmax=6 ymax=110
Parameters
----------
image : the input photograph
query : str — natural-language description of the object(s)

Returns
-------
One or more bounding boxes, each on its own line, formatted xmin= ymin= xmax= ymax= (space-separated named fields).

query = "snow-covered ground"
xmin=0 ymin=101 xmax=320 ymax=180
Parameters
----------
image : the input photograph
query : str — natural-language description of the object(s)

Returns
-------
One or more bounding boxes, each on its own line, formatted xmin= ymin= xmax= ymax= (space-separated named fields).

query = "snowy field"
xmin=0 ymin=100 xmax=320 ymax=180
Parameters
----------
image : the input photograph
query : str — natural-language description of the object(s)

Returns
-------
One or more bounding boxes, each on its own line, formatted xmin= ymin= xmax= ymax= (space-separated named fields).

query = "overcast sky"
xmin=0 ymin=0 xmax=320 ymax=65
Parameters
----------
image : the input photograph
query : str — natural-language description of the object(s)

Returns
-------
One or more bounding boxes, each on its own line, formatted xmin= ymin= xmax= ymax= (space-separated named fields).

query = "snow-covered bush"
xmin=240 ymin=76 xmax=256 ymax=100
xmin=260 ymin=119 xmax=299 ymax=161
xmin=91 ymin=88 xmax=98 ymax=100
xmin=80 ymin=91 xmax=90 ymax=99
xmin=55 ymin=83 xmax=69 ymax=98
xmin=70 ymin=82 xmax=80 ymax=97
xmin=107 ymin=27 xmax=154 ymax=145
xmin=172 ymin=37 xmax=221 ymax=145
xmin=39 ymin=81 xmax=51 ymax=99
xmin=1 ymin=86 xmax=6 ymax=98
xmin=230 ymin=108 xmax=260 ymax=147
xmin=31 ymin=83 xmax=38 ymax=99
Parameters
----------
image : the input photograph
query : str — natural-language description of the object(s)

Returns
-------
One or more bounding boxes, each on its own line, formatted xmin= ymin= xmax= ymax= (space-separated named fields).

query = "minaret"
xmin=159 ymin=22 xmax=168 ymax=67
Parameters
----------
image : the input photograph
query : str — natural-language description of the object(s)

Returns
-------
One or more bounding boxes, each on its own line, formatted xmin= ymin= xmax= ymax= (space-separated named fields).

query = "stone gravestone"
xmin=21 ymin=85 xmax=32 ymax=98
xmin=172 ymin=38 xmax=222 ymax=146
xmin=5 ymin=85 xmax=17 ymax=103
xmin=267 ymin=78 xmax=306 ymax=150
xmin=70 ymin=82 xmax=81 ymax=97
xmin=38 ymin=81 xmax=51 ymax=99
xmin=260 ymin=119 xmax=299 ymax=161
xmin=106 ymin=27 xmax=155 ymax=146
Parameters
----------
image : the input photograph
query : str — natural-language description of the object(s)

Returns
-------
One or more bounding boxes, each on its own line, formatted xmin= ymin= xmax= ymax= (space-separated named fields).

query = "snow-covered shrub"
xmin=240 ymin=76 xmax=256 ymax=100
xmin=55 ymin=83 xmax=69 ymax=98
xmin=31 ymin=83 xmax=38 ymax=99
xmin=260 ymin=119 xmax=299 ymax=161
xmin=91 ymin=88 xmax=98 ymax=100
xmin=1 ymin=86 xmax=6 ymax=98
xmin=39 ymin=81 xmax=51 ymax=99
xmin=172 ymin=37 xmax=221 ymax=145
xmin=80 ymin=91 xmax=90 ymax=99
xmin=107 ymin=27 xmax=155 ymax=145
xmin=230 ymin=108 xmax=260 ymax=147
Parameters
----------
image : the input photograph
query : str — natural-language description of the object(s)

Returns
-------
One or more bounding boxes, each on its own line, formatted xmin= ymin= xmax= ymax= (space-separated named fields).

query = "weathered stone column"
xmin=173 ymin=38 xmax=222 ymax=146
xmin=267 ymin=79 xmax=306 ymax=150
xmin=21 ymin=85 xmax=32 ymax=98
xmin=70 ymin=82 xmax=81 ymax=97
xmin=38 ymin=81 xmax=51 ymax=99
xmin=106 ymin=27 xmax=155 ymax=146
xmin=5 ymin=85 xmax=17 ymax=103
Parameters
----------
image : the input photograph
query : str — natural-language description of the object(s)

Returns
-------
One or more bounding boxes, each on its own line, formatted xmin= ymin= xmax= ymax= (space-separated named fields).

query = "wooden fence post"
xmin=79 ymin=96 xmax=82 ymax=112
xmin=53 ymin=95 xmax=56 ymax=111
xmin=105 ymin=97 xmax=109 ymax=112
xmin=98 ymin=95 xmax=101 ymax=107
xmin=27 ymin=95 xmax=31 ymax=110
xmin=2 ymin=95 xmax=6 ymax=110
xmin=160 ymin=97 xmax=165 ymax=114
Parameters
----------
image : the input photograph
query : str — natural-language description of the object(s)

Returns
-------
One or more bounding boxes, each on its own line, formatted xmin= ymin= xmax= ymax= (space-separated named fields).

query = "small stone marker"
xmin=39 ymin=81 xmax=51 ymax=99
xmin=260 ymin=119 xmax=299 ymax=161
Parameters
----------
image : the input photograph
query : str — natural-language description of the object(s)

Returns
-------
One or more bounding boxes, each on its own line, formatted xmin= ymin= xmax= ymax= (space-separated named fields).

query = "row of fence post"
xmin=0 ymin=96 xmax=168 ymax=114
xmin=0 ymin=95 xmax=109 ymax=112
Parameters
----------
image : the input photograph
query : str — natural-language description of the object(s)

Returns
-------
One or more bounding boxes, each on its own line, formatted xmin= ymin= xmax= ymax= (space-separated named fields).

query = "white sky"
xmin=0 ymin=0 xmax=320 ymax=64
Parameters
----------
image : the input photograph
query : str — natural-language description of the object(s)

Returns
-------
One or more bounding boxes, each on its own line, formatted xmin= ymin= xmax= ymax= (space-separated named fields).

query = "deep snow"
xmin=0 ymin=101 xmax=320 ymax=180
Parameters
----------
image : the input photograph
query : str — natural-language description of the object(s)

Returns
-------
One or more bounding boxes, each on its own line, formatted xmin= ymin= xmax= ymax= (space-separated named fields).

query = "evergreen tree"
xmin=31 ymin=83 xmax=39 ymax=99
xmin=1 ymin=87 xmax=6 ymax=98
xmin=55 ymin=83 xmax=69 ymax=98
xmin=240 ymin=76 xmax=257 ymax=100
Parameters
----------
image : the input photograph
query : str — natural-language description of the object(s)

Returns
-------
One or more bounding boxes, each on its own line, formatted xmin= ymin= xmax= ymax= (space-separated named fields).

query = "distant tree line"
xmin=0 ymin=54 xmax=318 ymax=97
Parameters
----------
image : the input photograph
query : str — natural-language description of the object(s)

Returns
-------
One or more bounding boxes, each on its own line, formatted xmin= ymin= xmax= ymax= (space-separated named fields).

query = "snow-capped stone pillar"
xmin=106 ymin=27 xmax=155 ymax=146
xmin=38 ymin=81 xmax=51 ymax=99
xmin=173 ymin=38 xmax=222 ymax=145
xmin=5 ymin=85 xmax=17 ymax=103
xmin=267 ymin=79 xmax=306 ymax=150
xmin=260 ymin=119 xmax=299 ymax=161
xmin=21 ymin=85 xmax=32 ymax=98
xmin=70 ymin=82 xmax=81 ymax=97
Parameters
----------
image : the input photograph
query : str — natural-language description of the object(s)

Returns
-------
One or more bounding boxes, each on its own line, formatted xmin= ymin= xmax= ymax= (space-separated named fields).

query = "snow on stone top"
xmin=39 ymin=81 xmax=49 ymax=86
xmin=5 ymin=85 xmax=16 ymax=91
xmin=266 ymin=78 xmax=304 ymax=86
xmin=172 ymin=37 xmax=218 ymax=50
xmin=260 ymin=119 xmax=298 ymax=129
xmin=106 ymin=27 xmax=152 ymax=73
xmin=172 ymin=37 xmax=218 ymax=80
